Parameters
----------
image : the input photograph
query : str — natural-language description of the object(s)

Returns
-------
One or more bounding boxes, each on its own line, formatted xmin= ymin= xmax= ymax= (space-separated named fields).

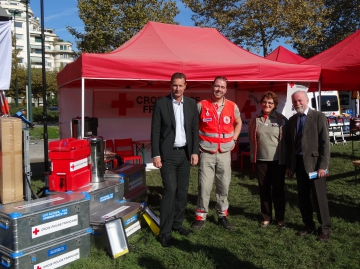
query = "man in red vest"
xmin=192 ymin=76 xmax=242 ymax=230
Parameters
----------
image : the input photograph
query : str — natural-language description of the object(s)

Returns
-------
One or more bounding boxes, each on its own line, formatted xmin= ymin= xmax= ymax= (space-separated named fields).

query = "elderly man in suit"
xmin=286 ymin=90 xmax=331 ymax=242
xmin=151 ymin=72 xmax=199 ymax=247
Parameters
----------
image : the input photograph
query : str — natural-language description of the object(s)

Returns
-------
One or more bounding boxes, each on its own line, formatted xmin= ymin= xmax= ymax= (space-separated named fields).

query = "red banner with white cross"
xmin=92 ymin=91 xmax=210 ymax=118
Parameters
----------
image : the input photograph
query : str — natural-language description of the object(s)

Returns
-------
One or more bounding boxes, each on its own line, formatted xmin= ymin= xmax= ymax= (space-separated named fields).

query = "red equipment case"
xmin=49 ymin=138 xmax=91 ymax=191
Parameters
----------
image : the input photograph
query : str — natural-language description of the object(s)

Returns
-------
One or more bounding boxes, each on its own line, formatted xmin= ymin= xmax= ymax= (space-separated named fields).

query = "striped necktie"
xmin=295 ymin=114 xmax=304 ymax=154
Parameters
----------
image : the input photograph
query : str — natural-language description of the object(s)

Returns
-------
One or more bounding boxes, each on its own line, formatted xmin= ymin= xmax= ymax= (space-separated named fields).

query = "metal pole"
xmin=81 ymin=78 xmax=85 ymax=138
xmin=25 ymin=0 xmax=33 ymax=122
xmin=40 ymin=0 xmax=49 ymax=188
xmin=318 ymin=80 xmax=322 ymax=112
xmin=10 ymin=10 xmax=19 ymax=107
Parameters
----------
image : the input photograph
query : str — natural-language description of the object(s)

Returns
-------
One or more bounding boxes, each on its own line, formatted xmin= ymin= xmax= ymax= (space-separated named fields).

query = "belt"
xmin=173 ymin=146 xmax=186 ymax=150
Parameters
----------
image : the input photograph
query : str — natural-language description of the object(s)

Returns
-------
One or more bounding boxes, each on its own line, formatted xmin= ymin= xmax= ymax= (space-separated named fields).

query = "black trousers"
xmin=159 ymin=148 xmax=190 ymax=236
xmin=295 ymin=155 xmax=331 ymax=233
xmin=256 ymin=161 xmax=286 ymax=222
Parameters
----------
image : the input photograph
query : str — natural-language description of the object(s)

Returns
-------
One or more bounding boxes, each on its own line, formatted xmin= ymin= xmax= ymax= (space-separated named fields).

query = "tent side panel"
xmin=59 ymin=87 xmax=93 ymax=138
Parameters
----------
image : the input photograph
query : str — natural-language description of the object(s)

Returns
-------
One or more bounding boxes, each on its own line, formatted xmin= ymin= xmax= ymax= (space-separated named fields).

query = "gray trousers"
xmin=195 ymin=151 xmax=232 ymax=220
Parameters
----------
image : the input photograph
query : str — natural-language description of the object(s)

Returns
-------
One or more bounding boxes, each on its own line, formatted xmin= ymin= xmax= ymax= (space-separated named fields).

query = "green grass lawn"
xmin=33 ymin=142 xmax=360 ymax=269
xmin=30 ymin=125 xmax=60 ymax=140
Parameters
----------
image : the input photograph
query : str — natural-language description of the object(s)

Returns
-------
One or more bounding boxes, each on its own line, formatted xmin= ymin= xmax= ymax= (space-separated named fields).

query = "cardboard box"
xmin=0 ymin=117 xmax=23 ymax=204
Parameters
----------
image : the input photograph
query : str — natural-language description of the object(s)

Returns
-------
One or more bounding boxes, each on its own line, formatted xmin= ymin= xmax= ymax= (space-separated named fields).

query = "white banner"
xmin=238 ymin=91 xmax=287 ymax=143
xmin=282 ymin=83 xmax=309 ymax=119
xmin=0 ymin=21 xmax=12 ymax=90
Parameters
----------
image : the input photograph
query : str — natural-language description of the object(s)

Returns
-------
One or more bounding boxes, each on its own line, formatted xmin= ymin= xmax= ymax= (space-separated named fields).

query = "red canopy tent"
xmin=265 ymin=45 xmax=306 ymax=64
xmin=57 ymin=22 xmax=320 ymax=141
xmin=58 ymin=22 xmax=320 ymax=89
xmin=301 ymin=29 xmax=360 ymax=91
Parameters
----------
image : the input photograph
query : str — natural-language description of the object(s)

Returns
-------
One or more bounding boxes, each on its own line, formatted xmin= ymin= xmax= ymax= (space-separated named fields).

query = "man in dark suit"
xmin=286 ymin=90 xmax=331 ymax=242
xmin=151 ymin=72 xmax=199 ymax=247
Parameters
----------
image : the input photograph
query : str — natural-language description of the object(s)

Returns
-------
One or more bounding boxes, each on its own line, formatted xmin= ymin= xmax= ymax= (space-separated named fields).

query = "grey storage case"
xmin=0 ymin=193 xmax=90 ymax=252
xmin=125 ymin=186 xmax=148 ymax=204
xmin=0 ymin=228 xmax=91 ymax=269
xmin=104 ymin=164 xmax=146 ymax=197
xmin=90 ymin=201 xmax=143 ymax=250
xmin=47 ymin=180 xmax=125 ymax=215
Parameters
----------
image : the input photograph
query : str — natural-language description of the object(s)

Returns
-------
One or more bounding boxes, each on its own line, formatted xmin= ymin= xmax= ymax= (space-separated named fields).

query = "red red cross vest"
xmin=199 ymin=99 xmax=236 ymax=153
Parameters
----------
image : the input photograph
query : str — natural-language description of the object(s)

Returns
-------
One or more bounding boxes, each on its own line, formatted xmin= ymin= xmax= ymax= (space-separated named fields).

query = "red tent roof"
xmin=301 ymin=29 xmax=360 ymax=90
xmin=265 ymin=46 xmax=306 ymax=64
xmin=57 ymin=22 xmax=320 ymax=89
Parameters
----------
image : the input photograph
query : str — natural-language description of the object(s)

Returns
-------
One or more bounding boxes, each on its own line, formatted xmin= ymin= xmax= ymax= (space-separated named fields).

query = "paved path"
xmin=29 ymin=139 xmax=54 ymax=176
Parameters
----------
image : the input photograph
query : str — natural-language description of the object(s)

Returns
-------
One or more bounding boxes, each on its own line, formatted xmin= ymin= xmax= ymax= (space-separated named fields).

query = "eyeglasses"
xmin=262 ymin=101 xmax=274 ymax=105
xmin=214 ymin=85 xmax=226 ymax=90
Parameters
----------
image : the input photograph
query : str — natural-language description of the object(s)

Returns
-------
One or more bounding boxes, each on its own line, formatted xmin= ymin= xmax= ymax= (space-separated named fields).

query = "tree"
xmin=68 ymin=0 xmax=179 ymax=53
xmin=183 ymin=0 xmax=286 ymax=56
xmin=280 ymin=0 xmax=332 ymax=58
xmin=182 ymin=0 xmax=359 ymax=57
xmin=287 ymin=0 xmax=360 ymax=57
xmin=29 ymin=68 xmax=58 ymax=106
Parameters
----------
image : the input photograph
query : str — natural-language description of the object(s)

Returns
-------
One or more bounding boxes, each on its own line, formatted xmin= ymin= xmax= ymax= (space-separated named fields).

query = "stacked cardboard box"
xmin=0 ymin=118 xmax=23 ymax=204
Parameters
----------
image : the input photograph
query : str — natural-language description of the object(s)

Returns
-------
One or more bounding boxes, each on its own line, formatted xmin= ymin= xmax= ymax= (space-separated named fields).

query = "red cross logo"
xmin=241 ymin=100 xmax=257 ymax=119
xmin=33 ymin=228 xmax=40 ymax=235
xmin=289 ymin=82 xmax=295 ymax=88
xmin=111 ymin=93 xmax=134 ymax=116
xmin=71 ymin=164 xmax=75 ymax=170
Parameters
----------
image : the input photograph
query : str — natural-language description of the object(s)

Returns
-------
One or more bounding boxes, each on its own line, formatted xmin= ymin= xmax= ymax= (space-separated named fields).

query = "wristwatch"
xmin=233 ymin=139 xmax=237 ymax=144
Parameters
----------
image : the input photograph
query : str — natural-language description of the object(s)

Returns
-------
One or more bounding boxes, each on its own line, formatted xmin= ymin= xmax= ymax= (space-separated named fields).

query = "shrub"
xmin=9 ymin=106 xmax=59 ymax=123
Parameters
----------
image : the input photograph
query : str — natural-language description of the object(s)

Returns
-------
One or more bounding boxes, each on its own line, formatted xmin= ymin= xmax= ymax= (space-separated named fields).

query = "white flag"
xmin=0 ymin=20 xmax=12 ymax=90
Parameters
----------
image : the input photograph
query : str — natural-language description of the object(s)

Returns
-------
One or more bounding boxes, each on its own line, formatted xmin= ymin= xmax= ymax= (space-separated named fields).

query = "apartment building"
xmin=0 ymin=0 xmax=74 ymax=70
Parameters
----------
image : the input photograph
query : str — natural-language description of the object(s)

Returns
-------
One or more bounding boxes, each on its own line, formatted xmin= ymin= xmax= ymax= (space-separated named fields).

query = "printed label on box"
xmin=48 ymin=244 xmax=67 ymax=257
xmin=125 ymin=221 xmax=141 ymax=237
xmin=99 ymin=193 xmax=114 ymax=202
xmin=14 ymin=197 xmax=64 ymax=210
xmin=42 ymin=209 xmax=68 ymax=221
xmin=34 ymin=249 xmax=79 ymax=269
xmin=101 ymin=206 xmax=130 ymax=219
xmin=32 ymin=215 xmax=78 ymax=239
xmin=129 ymin=177 xmax=143 ymax=191
xmin=69 ymin=158 xmax=88 ymax=172
xmin=124 ymin=214 xmax=138 ymax=227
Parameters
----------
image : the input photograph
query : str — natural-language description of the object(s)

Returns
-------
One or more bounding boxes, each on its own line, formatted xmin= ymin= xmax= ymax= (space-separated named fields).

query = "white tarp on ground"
xmin=0 ymin=21 xmax=12 ymax=90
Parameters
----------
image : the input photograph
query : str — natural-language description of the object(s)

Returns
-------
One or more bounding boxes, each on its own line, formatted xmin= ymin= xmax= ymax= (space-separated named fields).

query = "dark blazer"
xmin=151 ymin=94 xmax=199 ymax=160
xmin=287 ymin=109 xmax=330 ymax=173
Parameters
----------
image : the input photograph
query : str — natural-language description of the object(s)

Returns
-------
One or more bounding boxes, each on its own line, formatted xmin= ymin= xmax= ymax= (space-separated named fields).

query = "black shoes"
xmin=298 ymin=227 xmax=315 ymax=236
xmin=298 ymin=226 xmax=330 ymax=242
xmin=192 ymin=218 xmax=234 ymax=230
xmin=192 ymin=220 xmax=206 ymax=230
xmin=218 ymin=217 xmax=234 ymax=230
xmin=173 ymin=226 xmax=191 ymax=236
xmin=159 ymin=233 xmax=172 ymax=247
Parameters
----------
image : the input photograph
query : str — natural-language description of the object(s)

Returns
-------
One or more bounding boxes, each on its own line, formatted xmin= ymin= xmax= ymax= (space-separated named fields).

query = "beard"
xmin=295 ymin=105 xmax=305 ymax=114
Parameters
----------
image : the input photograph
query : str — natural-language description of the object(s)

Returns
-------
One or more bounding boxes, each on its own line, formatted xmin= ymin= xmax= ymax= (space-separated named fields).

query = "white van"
xmin=307 ymin=91 xmax=350 ymax=142
xmin=339 ymin=91 xmax=359 ymax=117
xmin=307 ymin=91 xmax=341 ymax=116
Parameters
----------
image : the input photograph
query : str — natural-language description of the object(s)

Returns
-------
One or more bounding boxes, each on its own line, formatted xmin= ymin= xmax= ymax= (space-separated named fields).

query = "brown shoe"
xmin=317 ymin=232 xmax=330 ymax=242
xmin=298 ymin=227 xmax=315 ymax=236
